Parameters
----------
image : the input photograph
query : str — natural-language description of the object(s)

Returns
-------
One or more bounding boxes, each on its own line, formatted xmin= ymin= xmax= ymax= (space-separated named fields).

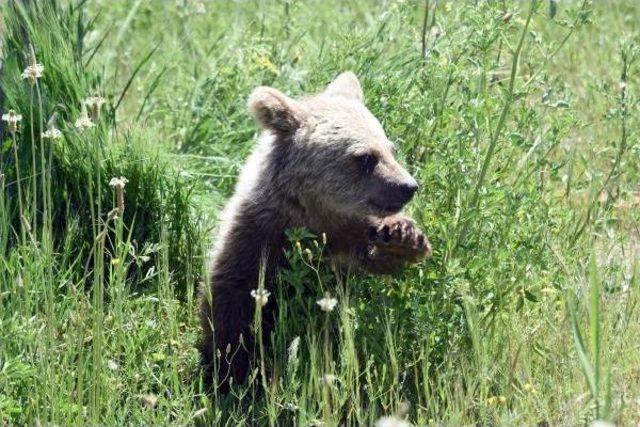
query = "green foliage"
xmin=1 ymin=0 xmax=640 ymax=425
xmin=0 ymin=0 xmax=204 ymax=295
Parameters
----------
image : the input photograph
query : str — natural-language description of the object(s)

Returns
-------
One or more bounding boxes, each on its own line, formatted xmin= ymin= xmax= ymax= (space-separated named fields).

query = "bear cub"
xmin=199 ymin=72 xmax=431 ymax=389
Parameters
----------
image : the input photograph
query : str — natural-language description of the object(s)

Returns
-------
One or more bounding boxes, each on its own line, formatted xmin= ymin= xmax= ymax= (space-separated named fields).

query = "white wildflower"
xmin=375 ymin=415 xmax=412 ymax=427
xmin=321 ymin=374 xmax=337 ymax=386
xmin=2 ymin=110 xmax=22 ymax=135
xmin=109 ymin=176 xmax=129 ymax=189
xmin=316 ymin=293 xmax=338 ymax=312
xmin=22 ymin=45 xmax=44 ymax=86
xmin=42 ymin=122 xmax=62 ymax=140
xmin=140 ymin=393 xmax=158 ymax=409
xmin=84 ymin=95 xmax=106 ymax=122
xmin=107 ymin=359 xmax=119 ymax=371
xmin=287 ymin=336 xmax=300 ymax=363
xmin=109 ymin=176 xmax=129 ymax=214
xmin=193 ymin=1 xmax=206 ymax=14
xmin=75 ymin=105 xmax=95 ymax=130
xmin=21 ymin=63 xmax=44 ymax=85
xmin=250 ymin=288 xmax=270 ymax=307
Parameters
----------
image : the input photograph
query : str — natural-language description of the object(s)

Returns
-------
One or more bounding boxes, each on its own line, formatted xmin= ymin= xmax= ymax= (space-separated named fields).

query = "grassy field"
xmin=1 ymin=0 xmax=639 ymax=425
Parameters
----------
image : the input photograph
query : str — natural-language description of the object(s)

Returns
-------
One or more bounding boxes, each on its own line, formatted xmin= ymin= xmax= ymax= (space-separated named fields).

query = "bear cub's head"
xmin=248 ymin=72 xmax=418 ymax=219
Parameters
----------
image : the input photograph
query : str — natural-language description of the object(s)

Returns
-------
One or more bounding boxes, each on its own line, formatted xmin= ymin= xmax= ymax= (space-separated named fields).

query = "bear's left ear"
xmin=248 ymin=86 xmax=308 ymax=133
xmin=324 ymin=71 xmax=364 ymax=102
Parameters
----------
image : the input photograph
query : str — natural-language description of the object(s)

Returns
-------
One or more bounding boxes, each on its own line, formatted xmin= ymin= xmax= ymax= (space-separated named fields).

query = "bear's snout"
xmin=399 ymin=181 xmax=418 ymax=204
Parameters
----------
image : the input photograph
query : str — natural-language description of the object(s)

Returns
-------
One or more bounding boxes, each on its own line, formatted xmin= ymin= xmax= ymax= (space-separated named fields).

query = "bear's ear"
xmin=324 ymin=71 xmax=363 ymax=102
xmin=248 ymin=86 xmax=307 ymax=133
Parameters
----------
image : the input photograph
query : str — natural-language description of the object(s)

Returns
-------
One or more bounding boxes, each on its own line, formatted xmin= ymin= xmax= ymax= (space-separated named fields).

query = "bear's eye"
xmin=358 ymin=154 xmax=379 ymax=174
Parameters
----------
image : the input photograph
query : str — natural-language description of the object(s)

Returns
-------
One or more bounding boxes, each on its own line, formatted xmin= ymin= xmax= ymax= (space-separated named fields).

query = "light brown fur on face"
xmin=199 ymin=72 xmax=431 ymax=390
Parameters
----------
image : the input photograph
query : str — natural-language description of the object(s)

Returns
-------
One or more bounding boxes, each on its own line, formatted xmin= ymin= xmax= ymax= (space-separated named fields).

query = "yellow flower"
xmin=523 ymin=383 xmax=537 ymax=395
xmin=254 ymin=55 xmax=279 ymax=75
xmin=487 ymin=395 xmax=506 ymax=406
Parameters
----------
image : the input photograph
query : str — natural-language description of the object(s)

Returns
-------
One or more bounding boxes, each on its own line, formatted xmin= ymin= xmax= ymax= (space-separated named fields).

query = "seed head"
xmin=109 ymin=176 xmax=129 ymax=214
xmin=316 ymin=293 xmax=338 ymax=312
xmin=84 ymin=95 xmax=106 ymax=122
xmin=2 ymin=110 xmax=23 ymax=135
xmin=304 ymin=248 xmax=313 ymax=262
xmin=42 ymin=118 xmax=62 ymax=140
xmin=250 ymin=288 xmax=271 ymax=307
xmin=75 ymin=105 xmax=95 ymax=131
xmin=21 ymin=46 xmax=44 ymax=86
xmin=287 ymin=336 xmax=300 ymax=363
xmin=109 ymin=176 xmax=129 ymax=189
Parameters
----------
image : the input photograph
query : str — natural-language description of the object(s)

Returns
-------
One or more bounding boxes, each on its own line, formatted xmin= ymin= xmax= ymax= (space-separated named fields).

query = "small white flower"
xmin=321 ymin=373 xmax=337 ymax=385
xmin=109 ymin=177 xmax=129 ymax=213
xmin=84 ymin=96 xmax=106 ymax=108
xmin=193 ymin=1 xmax=206 ymax=14
xmin=250 ymin=288 xmax=270 ymax=307
xmin=42 ymin=124 xmax=62 ymax=140
xmin=287 ymin=336 xmax=300 ymax=363
xmin=375 ymin=415 xmax=412 ymax=427
xmin=84 ymin=96 xmax=106 ymax=122
xmin=316 ymin=293 xmax=338 ymax=312
xmin=109 ymin=176 xmax=129 ymax=189
xmin=75 ymin=105 xmax=95 ymax=130
xmin=107 ymin=359 xmax=119 ymax=371
xmin=21 ymin=63 xmax=44 ymax=85
xmin=140 ymin=393 xmax=158 ymax=409
xmin=2 ymin=110 xmax=22 ymax=135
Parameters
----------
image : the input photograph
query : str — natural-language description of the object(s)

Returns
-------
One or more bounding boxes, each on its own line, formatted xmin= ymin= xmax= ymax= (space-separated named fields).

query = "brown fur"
xmin=199 ymin=72 xmax=431 ymax=389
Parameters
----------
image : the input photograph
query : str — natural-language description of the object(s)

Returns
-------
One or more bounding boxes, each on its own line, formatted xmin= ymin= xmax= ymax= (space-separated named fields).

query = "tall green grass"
xmin=1 ymin=0 xmax=639 ymax=425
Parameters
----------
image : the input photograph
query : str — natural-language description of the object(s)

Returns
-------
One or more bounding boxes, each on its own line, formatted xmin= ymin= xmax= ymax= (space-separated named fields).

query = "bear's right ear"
xmin=247 ymin=87 xmax=307 ymax=133
xmin=324 ymin=71 xmax=364 ymax=102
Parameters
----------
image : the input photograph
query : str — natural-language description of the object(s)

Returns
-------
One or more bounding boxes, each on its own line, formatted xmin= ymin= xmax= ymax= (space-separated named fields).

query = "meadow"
xmin=0 ymin=0 xmax=639 ymax=425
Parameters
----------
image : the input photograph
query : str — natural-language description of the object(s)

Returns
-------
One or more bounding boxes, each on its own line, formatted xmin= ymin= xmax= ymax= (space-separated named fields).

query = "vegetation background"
xmin=0 ymin=0 xmax=639 ymax=425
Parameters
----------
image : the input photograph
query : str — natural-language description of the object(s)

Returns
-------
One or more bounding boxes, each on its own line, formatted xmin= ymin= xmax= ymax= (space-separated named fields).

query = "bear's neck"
xmin=209 ymin=136 xmax=308 ymax=289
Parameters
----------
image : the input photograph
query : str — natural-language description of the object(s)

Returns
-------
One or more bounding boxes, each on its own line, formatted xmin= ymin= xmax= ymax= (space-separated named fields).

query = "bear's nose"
xmin=399 ymin=182 xmax=418 ymax=202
